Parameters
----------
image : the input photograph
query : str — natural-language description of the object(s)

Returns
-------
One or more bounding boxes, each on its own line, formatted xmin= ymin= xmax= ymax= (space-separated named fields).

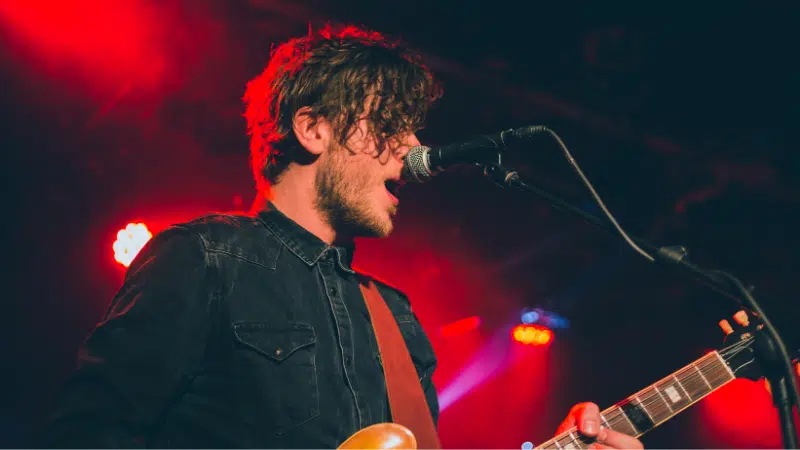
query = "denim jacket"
xmin=41 ymin=205 xmax=439 ymax=448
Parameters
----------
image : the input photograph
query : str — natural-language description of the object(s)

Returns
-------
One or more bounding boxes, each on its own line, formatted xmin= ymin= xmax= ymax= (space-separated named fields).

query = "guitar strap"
xmin=359 ymin=280 xmax=441 ymax=449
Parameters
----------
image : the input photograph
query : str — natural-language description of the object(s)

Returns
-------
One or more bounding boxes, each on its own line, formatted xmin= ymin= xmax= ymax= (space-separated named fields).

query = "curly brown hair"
xmin=243 ymin=24 xmax=442 ymax=192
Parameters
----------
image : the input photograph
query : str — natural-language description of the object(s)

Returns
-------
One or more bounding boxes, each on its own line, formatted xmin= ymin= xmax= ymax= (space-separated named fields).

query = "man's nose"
xmin=393 ymin=133 xmax=421 ymax=160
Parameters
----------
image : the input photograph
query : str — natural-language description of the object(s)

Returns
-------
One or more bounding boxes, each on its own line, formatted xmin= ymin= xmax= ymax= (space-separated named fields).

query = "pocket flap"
xmin=233 ymin=322 xmax=316 ymax=362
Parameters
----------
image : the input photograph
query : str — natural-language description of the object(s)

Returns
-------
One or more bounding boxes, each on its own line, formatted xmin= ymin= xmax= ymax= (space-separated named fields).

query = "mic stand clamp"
xmin=483 ymin=162 xmax=799 ymax=449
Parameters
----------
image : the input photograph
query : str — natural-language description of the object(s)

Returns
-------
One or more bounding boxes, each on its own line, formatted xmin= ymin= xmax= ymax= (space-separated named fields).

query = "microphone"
xmin=401 ymin=125 xmax=546 ymax=183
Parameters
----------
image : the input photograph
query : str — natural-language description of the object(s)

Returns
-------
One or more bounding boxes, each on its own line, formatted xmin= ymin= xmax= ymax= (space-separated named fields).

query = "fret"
xmin=633 ymin=387 xmax=671 ymax=425
xmin=600 ymin=413 xmax=611 ymax=429
xmin=671 ymin=374 xmax=693 ymax=402
xmin=676 ymin=355 xmax=718 ymax=400
xmin=620 ymin=400 xmax=654 ymax=434
xmin=693 ymin=363 xmax=713 ymax=390
xmin=535 ymin=351 xmax=738 ymax=449
xmin=699 ymin=354 xmax=735 ymax=388
xmin=563 ymin=431 xmax=583 ymax=449
xmin=536 ymin=433 xmax=564 ymax=449
xmin=715 ymin=350 xmax=737 ymax=379
xmin=656 ymin=376 xmax=692 ymax=412
xmin=632 ymin=395 xmax=655 ymax=423
xmin=669 ymin=352 xmax=735 ymax=412
xmin=603 ymin=405 xmax=638 ymax=436
xmin=652 ymin=385 xmax=673 ymax=413
xmin=641 ymin=382 xmax=678 ymax=424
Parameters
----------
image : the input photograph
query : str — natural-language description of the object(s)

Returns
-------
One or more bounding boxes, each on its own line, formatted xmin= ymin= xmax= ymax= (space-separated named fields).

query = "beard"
xmin=313 ymin=144 xmax=396 ymax=239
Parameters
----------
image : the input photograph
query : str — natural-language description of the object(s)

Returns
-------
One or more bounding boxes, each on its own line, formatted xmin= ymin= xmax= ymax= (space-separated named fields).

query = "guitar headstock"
xmin=717 ymin=310 xmax=764 ymax=381
xmin=717 ymin=310 xmax=800 ymax=382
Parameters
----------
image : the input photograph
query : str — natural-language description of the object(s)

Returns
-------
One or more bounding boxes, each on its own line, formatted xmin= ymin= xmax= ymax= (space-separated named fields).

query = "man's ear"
xmin=292 ymin=106 xmax=331 ymax=156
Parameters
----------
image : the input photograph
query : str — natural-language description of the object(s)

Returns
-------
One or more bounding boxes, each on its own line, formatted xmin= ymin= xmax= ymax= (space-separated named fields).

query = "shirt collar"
xmin=256 ymin=202 xmax=355 ymax=273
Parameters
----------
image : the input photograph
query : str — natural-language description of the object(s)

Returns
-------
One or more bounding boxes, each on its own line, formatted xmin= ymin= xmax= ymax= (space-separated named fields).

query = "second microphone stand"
xmin=481 ymin=162 xmax=799 ymax=449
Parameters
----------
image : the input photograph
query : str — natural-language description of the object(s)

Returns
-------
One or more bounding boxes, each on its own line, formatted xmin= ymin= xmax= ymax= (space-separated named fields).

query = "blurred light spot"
xmin=439 ymin=316 xmax=481 ymax=338
xmin=512 ymin=325 xmax=553 ymax=346
xmin=0 ymin=0 xmax=168 ymax=90
xmin=113 ymin=222 xmax=152 ymax=267
xmin=521 ymin=311 xmax=540 ymax=324
xmin=522 ymin=308 xmax=569 ymax=329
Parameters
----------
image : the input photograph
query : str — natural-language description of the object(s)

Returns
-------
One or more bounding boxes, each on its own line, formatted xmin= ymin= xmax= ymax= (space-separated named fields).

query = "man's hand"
xmin=556 ymin=403 xmax=643 ymax=449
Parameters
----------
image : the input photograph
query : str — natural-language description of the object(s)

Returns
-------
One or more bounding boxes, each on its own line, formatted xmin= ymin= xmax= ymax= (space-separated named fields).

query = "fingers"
xmin=557 ymin=402 xmax=602 ymax=436
xmin=576 ymin=402 xmax=601 ymax=437
xmin=558 ymin=403 xmax=643 ymax=449
xmin=595 ymin=428 xmax=644 ymax=449
xmin=555 ymin=410 xmax=576 ymax=434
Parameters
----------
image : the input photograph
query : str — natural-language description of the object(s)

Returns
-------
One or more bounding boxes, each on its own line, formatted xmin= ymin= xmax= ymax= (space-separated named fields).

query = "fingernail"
xmin=582 ymin=419 xmax=598 ymax=434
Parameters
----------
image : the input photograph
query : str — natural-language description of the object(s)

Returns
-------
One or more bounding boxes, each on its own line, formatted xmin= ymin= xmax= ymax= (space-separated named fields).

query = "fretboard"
xmin=536 ymin=351 xmax=736 ymax=449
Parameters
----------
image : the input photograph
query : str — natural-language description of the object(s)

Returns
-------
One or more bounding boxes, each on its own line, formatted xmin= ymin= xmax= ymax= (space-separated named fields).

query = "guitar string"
xmin=548 ymin=340 xmax=752 ymax=450
xmin=542 ymin=360 xmax=734 ymax=449
xmin=601 ymin=363 xmax=732 ymax=426
xmin=608 ymin=353 xmax=727 ymax=412
xmin=600 ymin=354 xmax=722 ymax=417
xmin=541 ymin=346 xmax=749 ymax=449
xmin=543 ymin=340 xmax=750 ymax=447
xmin=617 ymin=356 xmax=731 ymax=413
xmin=544 ymin=366 xmax=733 ymax=450
xmin=549 ymin=365 xmax=733 ymax=449
xmin=626 ymin=357 xmax=733 ymax=415
xmin=625 ymin=338 xmax=751 ymax=418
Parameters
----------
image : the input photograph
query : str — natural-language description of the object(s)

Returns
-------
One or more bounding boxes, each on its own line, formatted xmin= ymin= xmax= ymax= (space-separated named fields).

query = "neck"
xmin=268 ymin=171 xmax=338 ymax=245
xmin=536 ymin=351 xmax=736 ymax=449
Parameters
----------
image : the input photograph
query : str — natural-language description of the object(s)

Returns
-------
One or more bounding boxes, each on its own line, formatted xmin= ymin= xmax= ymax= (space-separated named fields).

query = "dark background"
xmin=1 ymin=1 xmax=798 ymax=447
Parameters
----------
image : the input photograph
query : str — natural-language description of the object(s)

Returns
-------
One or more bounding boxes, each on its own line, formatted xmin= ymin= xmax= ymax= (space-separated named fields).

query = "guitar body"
xmin=338 ymin=423 xmax=416 ymax=449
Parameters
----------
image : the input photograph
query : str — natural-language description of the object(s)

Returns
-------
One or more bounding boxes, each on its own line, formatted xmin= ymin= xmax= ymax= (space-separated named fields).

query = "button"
xmin=275 ymin=348 xmax=282 ymax=356
xmin=344 ymin=356 xmax=351 ymax=365
xmin=329 ymin=286 xmax=337 ymax=296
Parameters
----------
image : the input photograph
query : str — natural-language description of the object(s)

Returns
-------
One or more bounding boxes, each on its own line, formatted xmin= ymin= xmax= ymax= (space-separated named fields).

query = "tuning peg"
xmin=718 ymin=319 xmax=734 ymax=335
xmin=733 ymin=310 xmax=750 ymax=327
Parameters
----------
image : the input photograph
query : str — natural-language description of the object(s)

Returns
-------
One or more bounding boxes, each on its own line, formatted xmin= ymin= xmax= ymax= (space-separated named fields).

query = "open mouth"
xmin=384 ymin=179 xmax=404 ymax=198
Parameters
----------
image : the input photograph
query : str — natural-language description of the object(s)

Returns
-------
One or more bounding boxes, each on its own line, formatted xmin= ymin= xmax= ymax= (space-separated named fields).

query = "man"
xmin=41 ymin=25 xmax=643 ymax=449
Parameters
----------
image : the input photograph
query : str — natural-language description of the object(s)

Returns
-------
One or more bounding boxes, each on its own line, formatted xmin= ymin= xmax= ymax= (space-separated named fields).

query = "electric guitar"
xmin=339 ymin=310 xmax=798 ymax=449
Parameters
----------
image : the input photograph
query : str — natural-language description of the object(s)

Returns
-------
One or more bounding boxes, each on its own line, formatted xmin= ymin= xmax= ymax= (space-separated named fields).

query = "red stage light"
xmin=0 ymin=0 xmax=168 ymax=90
xmin=113 ymin=223 xmax=152 ymax=267
xmin=511 ymin=324 xmax=553 ymax=346
xmin=439 ymin=316 xmax=481 ymax=338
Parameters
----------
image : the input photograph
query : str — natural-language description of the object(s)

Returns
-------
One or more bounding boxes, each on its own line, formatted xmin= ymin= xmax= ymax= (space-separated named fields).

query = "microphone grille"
xmin=401 ymin=145 xmax=433 ymax=183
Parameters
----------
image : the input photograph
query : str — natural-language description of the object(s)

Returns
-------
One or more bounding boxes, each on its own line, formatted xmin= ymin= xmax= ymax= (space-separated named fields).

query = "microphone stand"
xmin=482 ymin=163 xmax=799 ymax=449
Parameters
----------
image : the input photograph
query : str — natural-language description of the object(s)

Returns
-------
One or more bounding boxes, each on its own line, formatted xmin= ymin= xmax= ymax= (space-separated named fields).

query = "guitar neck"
xmin=536 ymin=351 xmax=736 ymax=449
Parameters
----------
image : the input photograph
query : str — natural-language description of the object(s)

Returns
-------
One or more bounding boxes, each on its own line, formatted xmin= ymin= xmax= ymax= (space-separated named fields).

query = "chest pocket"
xmin=232 ymin=322 xmax=320 ymax=434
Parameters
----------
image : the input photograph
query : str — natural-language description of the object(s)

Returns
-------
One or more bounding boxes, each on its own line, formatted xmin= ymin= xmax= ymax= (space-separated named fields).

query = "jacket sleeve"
xmin=40 ymin=226 xmax=212 ymax=448
xmin=421 ymin=364 xmax=440 ymax=429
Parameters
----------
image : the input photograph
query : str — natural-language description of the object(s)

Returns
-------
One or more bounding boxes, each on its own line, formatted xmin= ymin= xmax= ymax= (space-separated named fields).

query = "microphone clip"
xmin=483 ymin=163 xmax=520 ymax=188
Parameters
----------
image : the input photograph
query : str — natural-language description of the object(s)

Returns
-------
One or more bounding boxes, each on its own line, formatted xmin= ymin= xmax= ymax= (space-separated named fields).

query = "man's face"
xmin=314 ymin=119 xmax=418 ymax=239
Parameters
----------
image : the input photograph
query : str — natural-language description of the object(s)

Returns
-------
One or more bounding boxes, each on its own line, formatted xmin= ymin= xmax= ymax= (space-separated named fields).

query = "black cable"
xmin=526 ymin=126 xmax=655 ymax=262
xmin=520 ymin=125 xmax=799 ymax=447
xmin=710 ymin=270 xmax=800 ymax=434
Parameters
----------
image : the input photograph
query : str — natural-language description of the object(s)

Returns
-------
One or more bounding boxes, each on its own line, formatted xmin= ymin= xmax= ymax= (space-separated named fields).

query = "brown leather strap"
xmin=359 ymin=281 xmax=441 ymax=449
